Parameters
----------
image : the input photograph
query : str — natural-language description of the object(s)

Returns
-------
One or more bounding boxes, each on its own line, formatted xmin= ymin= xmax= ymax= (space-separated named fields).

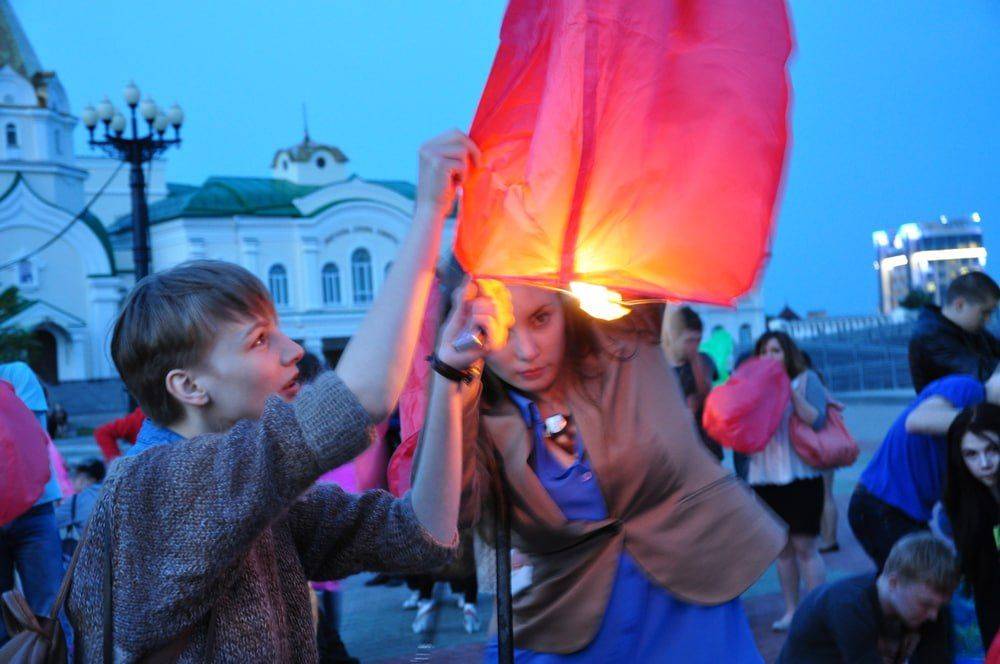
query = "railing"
xmin=758 ymin=314 xmax=1000 ymax=394
xmin=801 ymin=342 xmax=913 ymax=393
xmin=739 ymin=320 xmax=918 ymax=393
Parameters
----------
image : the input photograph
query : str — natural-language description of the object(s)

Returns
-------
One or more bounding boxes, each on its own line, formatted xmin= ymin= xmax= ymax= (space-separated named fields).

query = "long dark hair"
xmin=943 ymin=404 xmax=1000 ymax=590
xmin=754 ymin=330 xmax=807 ymax=378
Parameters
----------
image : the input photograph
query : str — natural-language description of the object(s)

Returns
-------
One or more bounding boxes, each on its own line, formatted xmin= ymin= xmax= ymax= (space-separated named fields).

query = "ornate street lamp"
xmin=81 ymin=81 xmax=184 ymax=281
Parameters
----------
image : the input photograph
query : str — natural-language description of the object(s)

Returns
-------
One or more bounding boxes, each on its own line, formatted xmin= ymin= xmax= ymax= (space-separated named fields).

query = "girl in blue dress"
xmin=423 ymin=281 xmax=785 ymax=663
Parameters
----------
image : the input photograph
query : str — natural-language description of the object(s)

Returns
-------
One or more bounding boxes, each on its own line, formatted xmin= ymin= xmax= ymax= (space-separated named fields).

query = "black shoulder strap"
xmin=47 ymin=505 xmax=96 ymax=623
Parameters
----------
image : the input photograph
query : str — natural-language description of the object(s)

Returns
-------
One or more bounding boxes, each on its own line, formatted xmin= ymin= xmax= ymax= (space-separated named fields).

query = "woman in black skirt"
xmin=747 ymin=331 xmax=828 ymax=631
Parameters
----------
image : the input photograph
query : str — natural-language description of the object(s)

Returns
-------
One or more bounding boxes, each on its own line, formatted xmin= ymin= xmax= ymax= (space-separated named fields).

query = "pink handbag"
xmin=789 ymin=407 xmax=860 ymax=469
xmin=0 ymin=380 xmax=50 ymax=527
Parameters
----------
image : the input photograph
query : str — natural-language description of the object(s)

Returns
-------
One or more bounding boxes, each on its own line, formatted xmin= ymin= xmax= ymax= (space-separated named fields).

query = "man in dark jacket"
xmin=909 ymin=271 xmax=1000 ymax=393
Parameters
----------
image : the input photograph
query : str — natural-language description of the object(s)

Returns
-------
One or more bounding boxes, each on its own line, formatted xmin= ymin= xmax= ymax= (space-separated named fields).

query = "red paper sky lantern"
xmin=455 ymin=0 xmax=793 ymax=314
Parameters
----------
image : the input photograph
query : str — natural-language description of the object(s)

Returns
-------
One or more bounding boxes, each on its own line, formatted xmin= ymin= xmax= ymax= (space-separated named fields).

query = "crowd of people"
xmin=779 ymin=271 xmax=1000 ymax=661
xmin=0 ymin=130 xmax=998 ymax=663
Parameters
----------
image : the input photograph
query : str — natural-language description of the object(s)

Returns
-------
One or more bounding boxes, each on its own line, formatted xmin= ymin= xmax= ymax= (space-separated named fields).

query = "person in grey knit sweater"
xmin=66 ymin=130 xmax=508 ymax=662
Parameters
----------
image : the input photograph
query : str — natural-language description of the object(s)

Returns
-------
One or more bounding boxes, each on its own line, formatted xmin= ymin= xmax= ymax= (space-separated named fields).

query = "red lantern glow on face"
xmin=455 ymin=0 xmax=793 ymax=314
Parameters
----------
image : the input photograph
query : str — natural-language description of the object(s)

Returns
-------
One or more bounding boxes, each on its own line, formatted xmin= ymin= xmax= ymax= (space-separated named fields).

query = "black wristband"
xmin=427 ymin=353 xmax=475 ymax=384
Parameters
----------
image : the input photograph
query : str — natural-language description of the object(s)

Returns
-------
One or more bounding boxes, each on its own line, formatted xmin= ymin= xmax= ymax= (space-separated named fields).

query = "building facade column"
xmin=85 ymin=276 xmax=125 ymax=379
xmin=240 ymin=236 xmax=260 ymax=276
xmin=61 ymin=327 xmax=88 ymax=381
xmin=298 ymin=236 xmax=321 ymax=310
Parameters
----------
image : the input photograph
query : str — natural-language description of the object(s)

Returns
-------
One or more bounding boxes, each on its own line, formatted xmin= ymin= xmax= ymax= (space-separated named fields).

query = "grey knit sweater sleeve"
xmin=288 ymin=486 xmax=456 ymax=581
xmin=805 ymin=370 xmax=829 ymax=430
xmin=69 ymin=371 xmax=385 ymax=655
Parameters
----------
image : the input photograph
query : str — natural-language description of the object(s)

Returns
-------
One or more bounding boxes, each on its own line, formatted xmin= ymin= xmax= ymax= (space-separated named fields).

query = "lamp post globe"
xmin=140 ymin=98 xmax=158 ymax=123
xmin=123 ymin=81 xmax=140 ymax=107
xmin=167 ymin=103 xmax=184 ymax=128
xmin=153 ymin=113 xmax=169 ymax=134
xmin=81 ymin=105 xmax=98 ymax=130
xmin=110 ymin=112 xmax=127 ymax=135
xmin=96 ymin=97 xmax=115 ymax=122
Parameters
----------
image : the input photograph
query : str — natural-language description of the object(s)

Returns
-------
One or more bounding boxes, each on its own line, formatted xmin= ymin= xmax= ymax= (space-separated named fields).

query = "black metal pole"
xmin=124 ymin=149 xmax=150 ymax=412
xmin=494 ymin=474 xmax=514 ymax=664
xmin=128 ymin=155 xmax=151 ymax=281
xmin=127 ymin=108 xmax=151 ymax=281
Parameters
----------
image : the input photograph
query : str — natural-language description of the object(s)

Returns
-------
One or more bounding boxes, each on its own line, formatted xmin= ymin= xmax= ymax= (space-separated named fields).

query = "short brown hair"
xmin=668 ymin=306 xmax=704 ymax=336
xmin=883 ymin=533 xmax=960 ymax=594
xmin=945 ymin=271 xmax=1000 ymax=306
xmin=111 ymin=260 xmax=275 ymax=425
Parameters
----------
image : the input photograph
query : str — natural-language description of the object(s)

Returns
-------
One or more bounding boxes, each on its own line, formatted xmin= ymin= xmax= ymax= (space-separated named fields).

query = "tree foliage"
xmin=0 ymin=286 xmax=38 ymax=364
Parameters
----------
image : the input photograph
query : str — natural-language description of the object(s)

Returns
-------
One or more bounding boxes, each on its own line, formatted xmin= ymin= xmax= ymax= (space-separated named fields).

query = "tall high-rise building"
xmin=873 ymin=213 xmax=985 ymax=314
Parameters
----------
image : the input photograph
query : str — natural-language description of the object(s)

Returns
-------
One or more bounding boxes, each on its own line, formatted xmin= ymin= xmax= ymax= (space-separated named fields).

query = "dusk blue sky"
xmin=13 ymin=1 xmax=999 ymax=315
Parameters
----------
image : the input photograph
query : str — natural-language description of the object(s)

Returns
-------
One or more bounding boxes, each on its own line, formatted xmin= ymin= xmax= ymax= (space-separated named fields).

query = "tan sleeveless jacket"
xmin=461 ymin=324 xmax=786 ymax=654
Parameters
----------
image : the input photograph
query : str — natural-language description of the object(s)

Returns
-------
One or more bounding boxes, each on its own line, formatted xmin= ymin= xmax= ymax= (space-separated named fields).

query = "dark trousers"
xmin=407 ymin=574 xmax=478 ymax=604
xmin=847 ymin=486 xmax=952 ymax=663
xmin=0 ymin=502 xmax=66 ymax=643
xmin=316 ymin=590 xmax=358 ymax=664
xmin=971 ymin=576 xmax=1000 ymax=651
xmin=847 ymin=485 xmax=928 ymax=570
xmin=733 ymin=451 xmax=750 ymax=481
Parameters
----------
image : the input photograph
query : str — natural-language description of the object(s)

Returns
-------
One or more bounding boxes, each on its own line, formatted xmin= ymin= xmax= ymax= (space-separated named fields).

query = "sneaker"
xmin=772 ymin=614 xmax=794 ymax=632
xmin=402 ymin=590 xmax=421 ymax=610
xmin=462 ymin=603 xmax=481 ymax=634
xmin=412 ymin=599 xmax=437 ymax=634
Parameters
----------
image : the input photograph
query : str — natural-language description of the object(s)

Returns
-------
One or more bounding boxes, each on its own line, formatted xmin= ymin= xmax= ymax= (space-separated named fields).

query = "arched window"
xmin=5 ymin=123 xmax=17 ymax=148
xmin=321 ymin=263 xmax=341 ymax=305
xmin=738 ymin=323 xmax=752 ymax=347
xmin=351 ymin=248 xmax=373 ymax=305
xmin=17 ymin=259 xmax=37 ymax=288
xmin=268 ymin=264 xmax=289 ymax=307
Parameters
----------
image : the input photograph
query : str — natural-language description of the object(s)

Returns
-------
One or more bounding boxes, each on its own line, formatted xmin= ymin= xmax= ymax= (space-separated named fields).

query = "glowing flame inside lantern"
xmin=569 ymin=282 xmax=631 ymax=321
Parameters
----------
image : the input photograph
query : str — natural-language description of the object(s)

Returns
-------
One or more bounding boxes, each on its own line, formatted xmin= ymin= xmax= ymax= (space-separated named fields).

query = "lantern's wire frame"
xmin=496 ymin=282 xmax=675 ymax=308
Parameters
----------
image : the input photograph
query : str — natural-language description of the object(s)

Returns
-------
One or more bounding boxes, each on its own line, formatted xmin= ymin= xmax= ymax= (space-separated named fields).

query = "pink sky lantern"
xmin=455 ymin=0 xmax=793 ymax=317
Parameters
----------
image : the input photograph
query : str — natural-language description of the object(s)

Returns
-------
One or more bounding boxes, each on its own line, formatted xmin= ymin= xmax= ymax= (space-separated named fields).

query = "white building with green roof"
xmin=0 ymin=0 xmax=448 ymax=387
xmin=110 ymin=153 xmax=447 ymax=366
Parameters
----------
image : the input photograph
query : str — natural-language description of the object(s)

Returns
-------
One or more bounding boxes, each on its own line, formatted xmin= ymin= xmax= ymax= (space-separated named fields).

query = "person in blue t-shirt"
xmin=849 ymin=371 xmax=1000 ymax=570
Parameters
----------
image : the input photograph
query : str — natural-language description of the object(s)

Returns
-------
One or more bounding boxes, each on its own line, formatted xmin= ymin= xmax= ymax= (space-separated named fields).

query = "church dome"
xmin=0 ymin=65 xmax=37 ymax=106
xmin=0 ymin=1 xmax=70 ymax=112
xmin=271 ymin=134 xmax=349 ymax=185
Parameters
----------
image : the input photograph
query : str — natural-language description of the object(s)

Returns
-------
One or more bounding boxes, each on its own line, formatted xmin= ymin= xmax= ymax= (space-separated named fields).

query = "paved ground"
xmin=53 ymin=395 xmax=907 ymax=663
